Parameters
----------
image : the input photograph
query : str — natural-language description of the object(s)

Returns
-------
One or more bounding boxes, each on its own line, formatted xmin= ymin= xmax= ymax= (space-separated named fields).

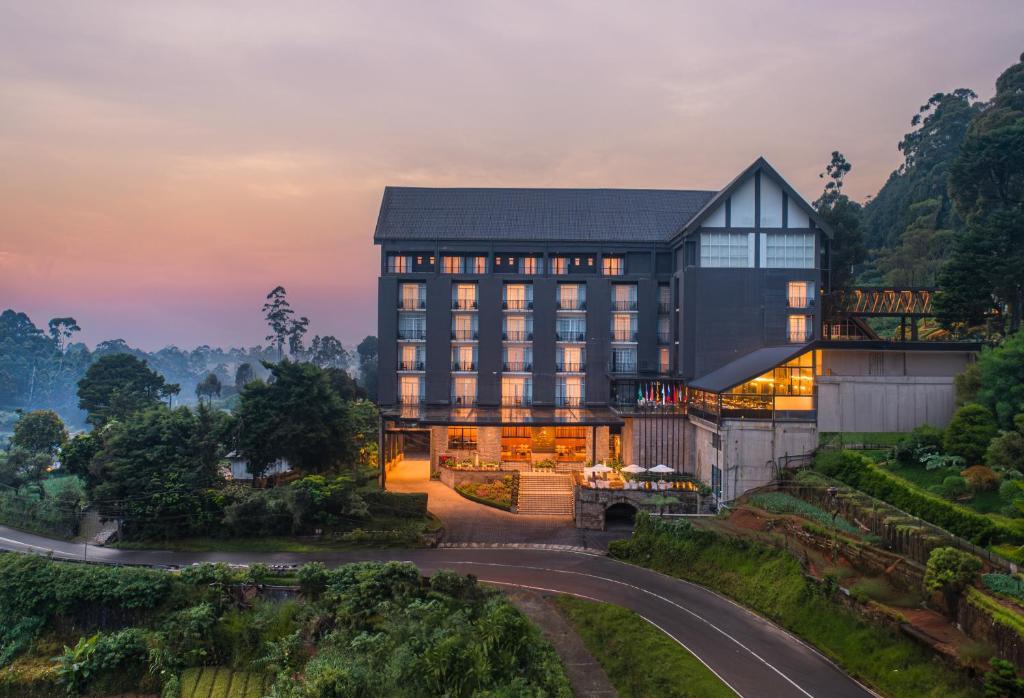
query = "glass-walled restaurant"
xmin=688 ymin=352 xmax=817 ymax=421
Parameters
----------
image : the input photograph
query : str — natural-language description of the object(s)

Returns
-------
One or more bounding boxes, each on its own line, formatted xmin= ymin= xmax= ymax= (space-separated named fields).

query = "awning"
xmin=687 ymin=344 xmax=811 ymax=393
xmin=380 ymin=405 xmax=624 ymax=427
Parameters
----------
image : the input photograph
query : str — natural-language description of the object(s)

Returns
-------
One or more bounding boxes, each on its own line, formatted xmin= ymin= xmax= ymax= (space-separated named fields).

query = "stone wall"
xmin=438 ymin=465 xmax=512 ymax=489
xmin=478 ymin=426 xmax=501 ymax=463
xmin=574 ymin=487 xmax=710 ymax=530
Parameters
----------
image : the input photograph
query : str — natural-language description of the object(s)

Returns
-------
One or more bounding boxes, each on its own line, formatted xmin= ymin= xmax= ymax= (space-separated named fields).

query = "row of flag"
xmin=636 ymin=381 xmax=684 ymax=405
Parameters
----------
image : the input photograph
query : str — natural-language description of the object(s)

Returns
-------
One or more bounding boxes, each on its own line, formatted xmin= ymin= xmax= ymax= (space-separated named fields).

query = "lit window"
xmin=551 ymin=257 xmax=568 ymax=275
xmin=602 ymin=256 xmax=624 ymax=275
xmin=765 ymin=233 xmax=815 ymax=269
xmin=400 ymin=375 xmax=422 ymax=403
xmin=520 ymin=257 xmax=540 ymax=274
xmin=700 ymin=233 xmax=752 ymax=268
xmin=443 ymin=256 xmax=462 ymax=274
xmin=788 ymin=315 xmax=810 ymax=342
xmin=787 ymin=281 xmax=814 ymax=308
xmin=471 ymin=256 xmax=486 ymax=273
xmin=659 ymin=347 xmax=670 ymax=373
xmin=447 ymin=426 xmax=477 ymax=449
xmin=388 ymin=255 xmax=410 ymax=273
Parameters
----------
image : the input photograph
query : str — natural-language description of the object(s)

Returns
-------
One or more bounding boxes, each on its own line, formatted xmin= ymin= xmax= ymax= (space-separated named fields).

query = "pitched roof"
xmin=373 ymin=187 xmax=716 ymax=243
xmin=687 ymin=344 xmax=811 ymax=393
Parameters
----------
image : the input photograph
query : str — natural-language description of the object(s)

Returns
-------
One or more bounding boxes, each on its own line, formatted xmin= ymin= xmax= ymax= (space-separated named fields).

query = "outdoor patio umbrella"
xmin=591 ymin=463 xmax=613 ymax=473
xmin=648 ymin=464 xmax=674 ymax=474
xmin=621 ymin=464 xmax=646 ymax=474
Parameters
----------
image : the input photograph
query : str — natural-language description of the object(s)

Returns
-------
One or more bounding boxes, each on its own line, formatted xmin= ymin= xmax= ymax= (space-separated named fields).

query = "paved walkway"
xmin=386 ymin=458 xmax=623 ymax=549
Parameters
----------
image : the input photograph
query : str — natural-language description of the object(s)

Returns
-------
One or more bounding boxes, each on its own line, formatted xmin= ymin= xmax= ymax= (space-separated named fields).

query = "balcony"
xmin=658 ymin=301 xmax=672 ymax=314
xmin=657 ymin=331 xmax=672 ymax=345
xmin=555 ymin=395 xmax=583 ymax=407
xmin=610 ymin=331 xmax=638 ymax=342
xmin=398 ymin=360 xmax=425 ymax=371
xmin=557 ymin=299 xmax=586 ymax=311
xmin=501 ymin=395 xmax=533 ymax=407
xmin=788 ymin=328 xmax=814 ymax=343
xmin=451 ymin=330 xmax=479 ymax=340
xmin=399 ymin=394 xmax=424 ymax=405
xmin=556 ymin=362 xmax=585 ymax=372
xmin=608 ymin=360 xmax=638 ymax=374
xmin=556 ymin=331 xmax=586 ymax=342
xmin=788 ymin=295 xmax=815 ymax=309
xmin=612 ymin=300 xmax=638 ymax=311
xmin=451 ymin=395 xmax=477 ymax=406
xmin=503 ymin=299 xmax=533 ymax=310
xmin=503 ymin=330 xmax=533 ymax=341
xmin=451 ymin=361 xmax=476 ymax=371
xmin=399 ymin=298 xmax=425 ymax=310
xmin=452 ymin=299 xmax=479 ymax=310
xmin=398 ymin=330 xmax=426 ymax=341
xmin=503 ymin=361 xmax=533 ymax=372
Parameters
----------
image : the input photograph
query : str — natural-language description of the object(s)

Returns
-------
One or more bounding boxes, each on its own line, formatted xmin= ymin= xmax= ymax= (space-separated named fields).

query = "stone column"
xmin=477 ymin=426 xmax=501 ymax=464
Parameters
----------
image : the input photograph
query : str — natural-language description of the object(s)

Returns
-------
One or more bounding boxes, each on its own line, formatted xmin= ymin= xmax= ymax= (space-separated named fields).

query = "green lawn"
xmin=554 ymin=595 xmax=735 ymax=698
xmin=883 ymin=462 xmax=1008 ymax=515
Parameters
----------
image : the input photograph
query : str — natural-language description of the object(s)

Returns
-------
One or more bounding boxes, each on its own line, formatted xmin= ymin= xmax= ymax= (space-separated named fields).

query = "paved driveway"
xmin=386 ymin=458 xmax=622 ymax=548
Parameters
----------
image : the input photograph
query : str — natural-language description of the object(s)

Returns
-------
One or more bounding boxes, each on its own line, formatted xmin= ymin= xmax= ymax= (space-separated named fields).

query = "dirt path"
xmin=507 ymin=590 xmax=618 ymax=698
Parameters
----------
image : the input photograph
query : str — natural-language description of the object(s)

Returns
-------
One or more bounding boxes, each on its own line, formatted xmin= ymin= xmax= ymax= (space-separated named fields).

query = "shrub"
xmin=360 ymin=490 xmax=428 ymax=519
xmin=246 ymin=563 xmax=271 ymax=586
xmin=984 ymin=658 xmax=1024 ymax=696
xmin=962 ymin=465 xmax=1001 ymax=492
xmin=987 ymin=429 xmax=1024 ymax=471
xmin=813 ymin=450 xmax=1010 ymax=544
xmin=1000 ymin=479 xmax=1023 ymax=501
xmin=975 ymin=332 xmax=1024 ymax=429
xmin=297 ymin=562 xmax=329 ymax=599
xmin=944 ymin=403 xmax=998 ymax=464
xmin=924 ymin=547 xmax=982 ymax=594
xmin=894 ymin=424 xmax=945 ymax=466
xmin=55 ymin=628 xmax=151 ymax=695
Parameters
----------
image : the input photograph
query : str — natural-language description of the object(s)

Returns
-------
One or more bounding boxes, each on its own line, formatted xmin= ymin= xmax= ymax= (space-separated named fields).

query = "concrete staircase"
xmin=517 ymin=472 xmax=575 ymax=516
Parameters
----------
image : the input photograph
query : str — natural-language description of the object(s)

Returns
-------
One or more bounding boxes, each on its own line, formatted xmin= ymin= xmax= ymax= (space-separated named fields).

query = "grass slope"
xmin=611 ymin=516 xmax=982 ymax=698
xmin=555 ymin=595 xmax=735 ymax=698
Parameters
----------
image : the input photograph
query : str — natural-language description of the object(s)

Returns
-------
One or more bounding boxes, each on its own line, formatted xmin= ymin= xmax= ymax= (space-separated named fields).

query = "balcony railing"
xmin=399 ymin=298 xmax=426 ymax=310
xmin=788 ymin=328 xmax=814 ymax=343
xmin=612 ymin=299 xmax=638 ymax=311
xmin=610 ymin=331 xmax=638 ymax=342
xmin=452 ymin=299 xmax=479 ymax=310
xmin=503 ymin=330 xmax=533 ymax=341
xmin=451 ymin=361 xmax=476 ymax=371
xmin=788 ymin=295 xmax=815 ymax=309
xmin=451 ymin=330 xmax=479 ymax=340
xmin=501 ymin=395 xmax=533 ymax=407
xmin=657 ymin=332 xmax=672 ymax=345
xmin=398 ymin=330 xmax=426 ymax=341
xmin=608 ymin=361 xmax=638 ymax=374
xmin=557 ymin=299 xmax=586 ymax=310
xmin=399 ymin=394 xmax=424 ymax=405
xmin=658 ymin=301 xmax=672 ymax=314
xmin=503 ymin=361 xmax=533 ymax=372
xmin=503 ymin=299 xmax=533 ymax=310
xmin=556 ymin=362 xmax=585 ymax=372
xmin=451 ymin=394 xmax=477 ymax=406
xmin=398 ymin=360 xmax=425 ymax=371
xmin=555 ymin=395 xmax=583 ymax=407
xmin=556 ymin=331 xmax=586 ymax=342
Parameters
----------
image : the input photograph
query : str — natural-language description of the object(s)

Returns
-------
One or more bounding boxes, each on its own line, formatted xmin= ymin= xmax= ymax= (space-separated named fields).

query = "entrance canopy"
xmin=380 ymin=405 xmax=624 ymax=427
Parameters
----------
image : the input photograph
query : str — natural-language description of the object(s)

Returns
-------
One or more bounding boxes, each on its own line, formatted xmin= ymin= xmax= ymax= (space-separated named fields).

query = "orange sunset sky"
xmin=1 ymin=1 xmax=1022 ymax=350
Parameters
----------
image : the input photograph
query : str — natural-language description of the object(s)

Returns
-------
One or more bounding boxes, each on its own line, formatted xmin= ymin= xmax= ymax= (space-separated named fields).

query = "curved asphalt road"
xmin=0 ymin=525 xmax=874 ymax=698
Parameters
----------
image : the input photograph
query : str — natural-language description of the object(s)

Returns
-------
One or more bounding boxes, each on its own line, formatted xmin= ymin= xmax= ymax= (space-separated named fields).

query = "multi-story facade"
xmin=375 ymin=157 xmax=978 ymax=501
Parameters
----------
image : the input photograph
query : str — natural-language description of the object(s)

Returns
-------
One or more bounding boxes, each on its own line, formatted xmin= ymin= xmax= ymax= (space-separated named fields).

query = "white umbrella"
xmin=621 ymin=464 xmax=646 ymax=474
xmin=648 ymin=464 xmax=674 ymax=474
xmin=591 ymin=462 xmax=613 ymax=473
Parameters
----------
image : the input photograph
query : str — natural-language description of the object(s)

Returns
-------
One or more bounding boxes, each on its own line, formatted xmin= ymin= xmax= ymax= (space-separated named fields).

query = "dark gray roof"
xmin=688 ymin=344 xmax=811 ymax=393
xmin=374 ymin=187 xmax=717 ymax=243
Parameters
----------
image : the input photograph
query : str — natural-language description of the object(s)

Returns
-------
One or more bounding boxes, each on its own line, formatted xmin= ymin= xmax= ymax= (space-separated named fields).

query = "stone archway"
xmin=604 ymin=501 xmax=638 ymax=530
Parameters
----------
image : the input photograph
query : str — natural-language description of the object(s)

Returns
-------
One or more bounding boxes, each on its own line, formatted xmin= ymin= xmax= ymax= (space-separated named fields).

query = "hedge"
xmin=814 ymin=450 xmax=1014 ymax=545
xmin=360 ymin=491 xmax=428 ymax=519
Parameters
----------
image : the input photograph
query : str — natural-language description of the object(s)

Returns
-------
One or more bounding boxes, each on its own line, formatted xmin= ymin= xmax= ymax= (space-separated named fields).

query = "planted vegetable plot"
xmin=179 ymin=667 xmax=281 ymax=697
xmin=746 ymin=492 xmax=861 ymax=535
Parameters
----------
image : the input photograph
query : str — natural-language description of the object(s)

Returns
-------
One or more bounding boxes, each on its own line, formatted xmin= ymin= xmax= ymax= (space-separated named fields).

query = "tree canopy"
xmin=77 ymin=354 xmax=179 ymax=427
xmin=11 ymin=410 xmax=67 ymax=455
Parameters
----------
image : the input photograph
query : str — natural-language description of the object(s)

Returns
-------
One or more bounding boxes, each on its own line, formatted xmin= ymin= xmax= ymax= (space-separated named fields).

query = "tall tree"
xmin=77 ymin=354 xmax=177 ymax=427
xmin=310 ymin=335 xmax=351 ymax=369
xmin=11 ymin=409 xmax=67 ymax=455
xmin=356 ymin=335 xmax=379 ymax=401
xmin=234 ymin=362 xmax=255 ymax=392
xmin=195 ymin=373 xmax=222 ymax=405
xmin=861 ymin=89 xmax=982 ymax=251
xmin=814 ymin=152 xmax=866 ymax=291
xmin=287 ymin=315 xmax=310 ymax=360
xmin=47 ymin=317 xmax=80 ymax=357
xmin=236 ymin=361 xmax=356 ymax=476
xmin=262 ymin=286 xmax=294 ymax=360
xmin=939 ymin=55 xmax=1024 ymax=333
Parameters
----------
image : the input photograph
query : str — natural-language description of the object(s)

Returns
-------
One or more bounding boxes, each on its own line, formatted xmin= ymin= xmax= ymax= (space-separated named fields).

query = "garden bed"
xmin=455 ymin=476 xmax=515 ymax=511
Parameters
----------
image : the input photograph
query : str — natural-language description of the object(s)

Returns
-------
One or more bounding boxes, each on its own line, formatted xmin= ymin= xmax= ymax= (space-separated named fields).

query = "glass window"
xmin=556 ymin=376 xmax=584 ymax=406
xmin=447 ymin=427 xmax=477 ymax=450
xmin=658 ymin=284 xmax=671 ymax=312
xmin=451 ymin=377 xmax=477 ymax=405
xmin=551 ymin=257 xmax=568 ymax=275
xmin=602 ymin=256 xmax=624 ymax=275
xmin=504 ymin=283 xmax=530 ymax=309
xmin=453 ymin=283 xmax=477 ymax=309
xmin=399 ymin=283 xmax=424 ymax=310
xmin=504 ymin=315 xmax=531 ymax=341
xmin=399 ymin=344 xmax=424 ymax=370
xmin=700 ymin=232 xmax=752 ymax=268
xmin=787 ymin=281 xmax=814 ymax=308
xmin=399 ymin=375 xmax=423 ymax=403
xmin=788 ymin=315 xmax=811 ymax=343
xmin=556 ymin=316 xmax=586 ymax=341
xmin=612 ymin=284 xmax=637 ymax=310
xmin=519 ymin=256 xmax=541 ymax=275
xmin=765 ymin=233 xmax=815 ymax=269
xmin=442 ymin=256 xmax=462 ymax=274
xmin=612 ymin=314 xmax=636 ymax=341
xmin=610 ymin=347 xmax=637 ymax=372
xmin=558 ymin=283 xmax=585 ymax=309
xmin=501 ymin=376 xmax=532 ymax=405
xmin=659 ymin=347 xmax=670 ymax=373
xmin=398 ymin=313 xmax=425 ymax=340
xmin=388 ymin=255 xmax=410 ymax=273
xmin=558 ymin=345 xmax=584 ymax=371
xmin=503 ymin=345 xmax=532 ymax=371
xmin=470 ymin=256 xmax=487 ymax=273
